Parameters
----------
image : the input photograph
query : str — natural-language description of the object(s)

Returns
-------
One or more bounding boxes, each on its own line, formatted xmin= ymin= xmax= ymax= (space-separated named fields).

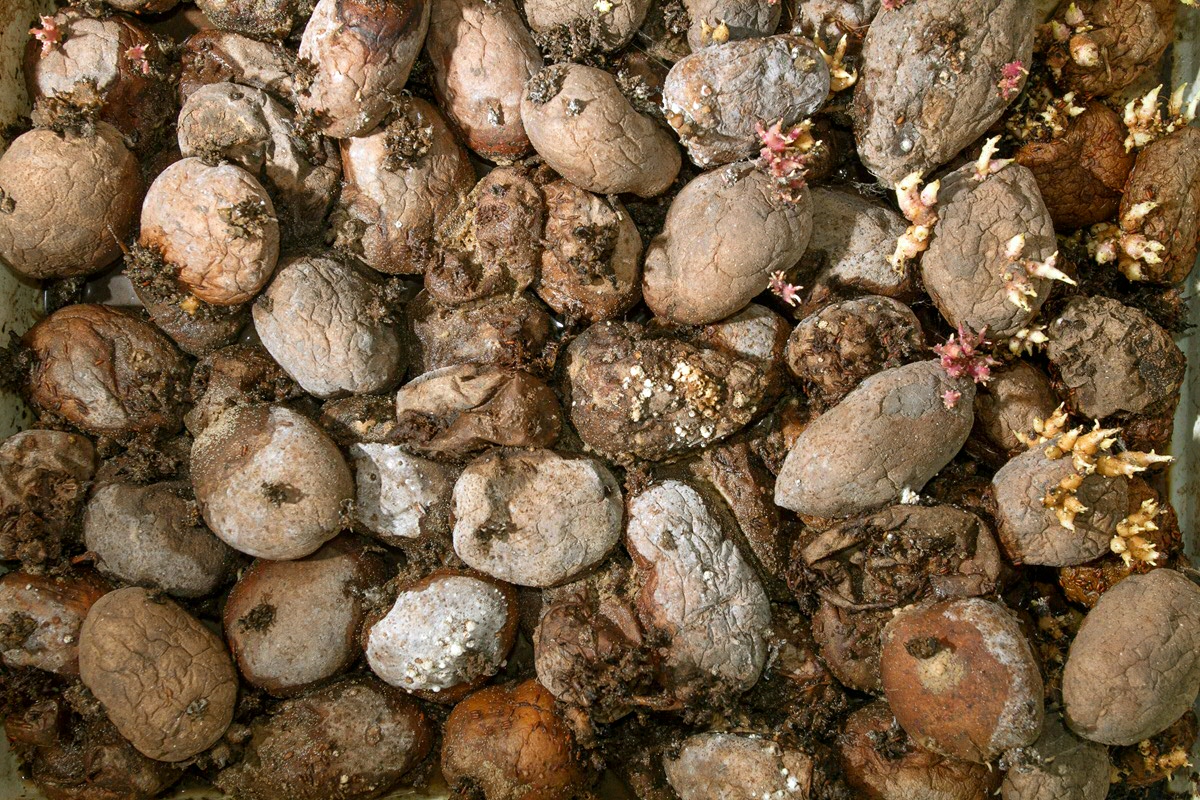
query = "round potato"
xmin=665 ymin=733 xmax=833 ymax=800
xmin=1000 ymin=715 xmax=1110 ymax=800
xmin=349 ymin=443 xmax=459 ymax=545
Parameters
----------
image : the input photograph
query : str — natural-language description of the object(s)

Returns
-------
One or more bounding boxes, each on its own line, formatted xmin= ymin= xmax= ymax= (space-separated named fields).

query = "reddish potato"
xmin=0 ymin=570 xmax=108 ymax=675
xmin=0 ymin=430 xmax=95 ymax=567
xmin=179 ymin=29 xmax=299 ymax=103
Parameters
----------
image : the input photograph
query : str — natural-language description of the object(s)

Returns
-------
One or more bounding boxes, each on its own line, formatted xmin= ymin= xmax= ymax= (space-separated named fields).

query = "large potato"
xmin=1116 ymin=127 xmax=1200 ymax=284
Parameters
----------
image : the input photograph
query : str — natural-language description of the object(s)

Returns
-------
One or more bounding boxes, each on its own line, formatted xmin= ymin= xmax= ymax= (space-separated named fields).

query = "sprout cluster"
xmin=1090 ymin=201 xmax=1165 ymax=281
xmin=933 ymin=325 xmax=998 ymax=384
xmin=1000 ymin=232 xmax=1073 ymax=313
xmin=756 ymin=119 xmax=819 ymax=202
xmin=888 ymin=171 xmax=939 ymax=271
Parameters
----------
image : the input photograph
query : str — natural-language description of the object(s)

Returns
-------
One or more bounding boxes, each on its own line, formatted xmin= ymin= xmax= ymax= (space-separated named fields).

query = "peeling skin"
xmin=179 ymin=30 xmax=299 ymax=104
xmin=1116 ymin=127 xmax=1200 ymax=284
xmin=525 ymin=0 xmax=651 ymax=51
xmin=78 ymin=587 xmax=238 ymax=763
xmin=682 ymin=0 xmax=779 ymax=50
xmin=408 ymin=291 xmax=553 ymax=373
xmin=1000 ymin=714 xmax=1110 ymax=800
xmin=521 ymin=63 xmax=681 ymax=197
xmin=852 ymin=0 xmax=1035 ymax=184
xmin=642 ymin=163 xmax=813 ymax=325
xmin=664 ymin=733 xmax=818 ymax=800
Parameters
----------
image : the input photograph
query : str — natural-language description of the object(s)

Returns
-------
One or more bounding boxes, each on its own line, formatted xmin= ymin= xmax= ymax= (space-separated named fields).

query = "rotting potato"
xmin=637 ymin=0 xmax=691 ymax=63
xmin=196 ymin=0 xmax=309 ymax=39
xmin=697 ymin=303 xmax=792 ymax=400
xmin=662 ymin=36 xmax=831 ymax=167
xmin=224 ymin=536 xmax=388 ymax=695
xmin=664 ymin=732 xmax=836 ymax=800
xmin=191 ymin=403 xmax=354 ymax=560
xmin=525 ymin=0 xmax=651 ymax=53
xmin=0 ymin=570 xmax=108 ymax=675
xmin=215 ymin=676 xmax=432 ymax=800
xmin=1046 ymin=0 xmax=1176 ymax=98
xmin=920 ymin=163 xmax=1057 ymax=338
xmin=424 ymin=0 xmax=541 ymax=162
xmin=78 ymin=587 xmax=238 ymax=762
xmin=339 ymin=98 xmax=476 ymax=275
xmin=23 ymin=305 xmax=189 ymax=437
xmin=0 ymin=430 xmax=95 ymax=568
xmin=796 ymin=0 xmax=880 ymax=49
xmin=1000 ymin=714 xmax=1110 ymax=800
xmin=1109 ymin=710 xmax=1198 ymax=789
xmin=1062 ymin=568 xmax=1200 ymax=746
xmin=349 ymin=443 xmax=459 ymax=545
xmin=83 ymin=482 xmax=236 ymax=599
xmin=853 ymin=0 xmax=1035 ymax=184
xmin=179 ymin=29 xmax=299 ymax=103
xmin=642 ymin=162 xmax=813 ymax=325
xmin=321 ymin=395 xmax=404 ymax=445
xmin=297 ymin=0 xmax=431 ymax=139
xmin=133 ymin=291 xmax=249 ymax=359
xmin=0 ymin=125 xmax=141 ymax=281
xmin=407 ymin=291 xmax=554 ymax=374
xmin=879 ymin=597 xmax=1044 ymax=763
xmin=184 ymin=343 xmax=301 ymax=437
xmin=775 ymin=360 xmax=976 ymax=519
xmin=365 ymin=570 xmax=519 ymax=700
xmin=973 ymin=361 xmax=1059 ymax=456
xmin=521 ymin=63 xmax=681 ymax=197
xmin=682 ymin=0 xmax=780 ymax=50
xmin=452 ymin=448 xmax=623 ymax=587
xmin=108 ymin=0 xmax=180 ymax=11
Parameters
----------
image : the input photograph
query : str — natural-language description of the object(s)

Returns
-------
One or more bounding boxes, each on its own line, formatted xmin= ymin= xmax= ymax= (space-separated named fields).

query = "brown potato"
xmin=0 ymin=430 xmax=95 ymax=567
xmin=973 ymin=361 xmax=1059 ymax=455
xmin=526 ymin=0 xmax=651 ymax=53
xmin=349 ymin=443 xmax=459 ymax=544
xmin=196 ymin=0 xmax=308 ymax=39
xmin=407 ymin=291 xmax=554 ymax=374
xmin=664 ymin=733 xmax=835 ymax=800
xmin=1000 ymin=714 xmax=1110 ymax=800
xmin=179 ymin=29 xmax=299 ymax=103
xmin=682 ymin=0 xmax=779 ymax=50
xmin=0 ymin=570 xmax=108 ymax=675
xmin=1048 ymin=0 xmax=1176 ymax=98
xmin=796 ymin=0 xmax=879 ymax=48
xmin=184 ymin=343 xmax=301 ymax=436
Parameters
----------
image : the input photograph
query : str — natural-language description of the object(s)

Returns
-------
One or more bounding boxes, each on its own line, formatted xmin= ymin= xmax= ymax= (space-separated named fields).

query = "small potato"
xmin=522 ymin=63 xmax=681 ymax=197
xmin=224 ymin=536 xmax=388 ymax=695
xmin=0 ymin=570 xmax=108 ymax=675
xmin=365 ymin=570 xmax=519 ymax=700
xmin=196 ymin=0 xmax=309 ymax=38
xmin=1047 ymin=0 xmax=1176 ymax=98
xmin=642 ymin=163 xmax=813 ymax=325
xmin=79 ymin=587 xmax=238 ymax=762
xmin=191 ymin=404 xmax=355 ymax=560
xmin=298 ymin=0 xmax=431 ymax=139
xmin=425 ymin=0 xmax=542 ymax=160
xmin=215 ymin=677 xmax=432 ymax=800
xmin=407 ymin=291 xmax=554 ymax=374
xmin=0 ymin=430 xmax=95 ymax=567
xmin=133 ymin=289 xmax=248 ymax=359
xmin=451 ymin=448 xmax=623 ymax=587
xmin=1000 ymin=715 xmax=1110 ymax=800
xmin=184 ymin=343 xmax=301 ymax=436
xmin=796 ymin=0 xmax=879 ymax=48
xmin=441 ymin=680 xmax=587 ymax=800
xmin=253 ymin=254 xmax=405 ymax=398
xmin=665 ymin=733 xmax=833 ymax=800
xmin=339 ymin=98 xmax=476 ymax=275
xmin=320 ymin=395 xmax=404 ymax=445
xmin=973 ymin=361 xmax=1059 ymax=455
xmin=179 ymin=29 xmax=299 ymax=103
xmin=1062 ymin=568 xmax=1200 ymax=746
xmin=775 ymin=360 xmax=975 ymax=518
xmin=349 ymin=443 xmax=459 ymax=545
xmin=682 ymin=0 xmax=780 ymax=50
xmin=84 ymin=482 xmax=236 ymax=598
xmin=662 ymin=36 xmax=830 ymax=167
xmin=0 ymin=125 xmax=141 ymax=281
xmin=880 ymin=598 xmax=1044 ymax=763
xmin=108 ymin=0 xmax=180 ymax=11
xmin=527 ymin=0 xmax=651 ymax=53
xmin=23 ymin=305 xmax=189 ymax=437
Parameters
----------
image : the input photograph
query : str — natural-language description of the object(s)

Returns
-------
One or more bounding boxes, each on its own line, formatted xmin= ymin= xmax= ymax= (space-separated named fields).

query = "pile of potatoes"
xmin=0 ymin=0 xmax=1199 ymax=798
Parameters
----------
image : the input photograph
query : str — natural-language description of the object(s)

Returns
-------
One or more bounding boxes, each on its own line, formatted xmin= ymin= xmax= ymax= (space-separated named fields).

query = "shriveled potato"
xmin=697 ymin=303 xmax=792 ymax=399
xmin=0 ymin=570 xmax=108 ymax=675
xmin=184 ymin=343 xmax=301 ymax=436
xmin=298 ymin=0 xmax=430 ymax=139
xmin=853 ymin=0 xmax=1035 ymax=184
xmin=215 ymin=677 xmax=432 ymax=800
xmin=365 ymin=570 xmax=519 ymax=700
xmin=321 ymin=395 xmax=404 ymax=445
xmin=682 ymin=0 xmax=779 ymax=50
xmin=796 ymin=0 xmax=880 ymax=47
xmin=775 ymin=360 xmax=975 ymax=518
xmin=0 ymin=430 xmax=95 ymax=567
xmin=526 ymin=0 xmax=651 ymax=53
xmin=1047 ymin=0 xmax=1176 ymax=97
xmin=522 ymin=63 xmax=681 ymax=197
xmin=196 ymin=0 xmax=308 ymax=39
xmin=349 ymin=443 xmax=459 ymax=545
xmin=191 ymin=403 xmax=355 ymax=560
xmin=84 ymin=482 xmax=236 ymax=598
xmin=407 ymin=291 xmax=554 ymax=374
xmin=452 ymin=448 xmax=623 ymax=587
xmin=108 ymin=0 xmax=180 ymax=11
xmin=253 ymin=254 xmax=405 ymax=398
xmin=425 ymin=0 xmax=542 ymax=160
xmin=642 ymin=163 xmax=813 ymax=325
xmin=664 ymin=733 xmax=835 ymax=800
xmin=79 ymin=587 xmax=237 ymax=762
xmin=973 ymin=361 xmax=1058 ymax=455
xmin=339 ymin=98 xmax=476 ymax=275
xmin=132 ymin=290 xmax=249 ymax=359
xmin=0 ymin=125 xmax=141 ymax=281
xmin=879 ymin=597 xmax=1044 ymax=763
xmin=1062 ymin=568 xmax=1200 ymax=746
xmin=23 ymin=305 xmax=189 ymax=437
xmin=662 ymin=36 xmax=830 ymax=167
xmin=1000 ymin=715 xmax=1110 ymax=800
xmin=224 ymin=536 xmax=387 ymax=695
xmin=179 ymin=29 xmax=299 ymax=103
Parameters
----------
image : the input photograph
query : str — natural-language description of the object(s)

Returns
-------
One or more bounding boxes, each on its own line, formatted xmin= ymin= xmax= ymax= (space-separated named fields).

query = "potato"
xmin=1000 ymin=715 xmax=1110 ymax=800
xmin=184 ymin=343 xmax=301 ymax=436
xmin=662 ymin=36 xmax=830 ymax=167
xmin=179 ymin=29 xmax=299 ymax=103
xmin=521 ymin=63 xmax=681 ymax=197
xmin=196 ymin=0 xmax=308 ymax=38
xmin=775 ymin=360 xmax=975 ymax=518
xmin=1116 ymin=127 xmax=1200 ymax=284
xmin=1062 ymin=568 xmax=1200 ymax=746
xmin=321 ymin=396 xmax=404 ymax=445
xmin=297 ymin=0 xmax=430 ymax=139
xmin=215 ymin=676 xmax=432 ymax=800
xmin=0 ymin=570 xmax=108 ymax=675
xmin=365 ymin=570 xmax=519 ymax=700
xmin=1047 ymin=0 xmax=1175 ymax=98
xmin=525 ymin=0 xmax=651 ymax=53
xmin=451 ymin=448 xmax=623 ymax=587
xmin=536 ymin=179 xmax=643 ymax=323
xmin=425 ymin=0 xmax=542 ymax=161
xmin=853 ymin=0 xmax=1035 ymax=184
xmin=0 ymin=125 xmax=141 ymax=281
xmin=626 ymin=481 xmax=771 ymax=700
xmin=0 ymin=430 xmax=95 ymax=567
xmin=642 ymin=163 xmax=813 ymax=325
xmin=664 ymin=733 xmax=834 ymax=800
xmin=108 ymin=0 xmax=180 ymax=11
xmin=84 ymin=482 xmax=236 ymax=599
xmin=133 ymin=289 xmax=249 ymax=359
xmin=224 ymin=536 xmax=387 ymax=695
xmin=920 ymin=163 xmax=1056 ymax=338
xmin=879 ymin=597 xmax=1044 ymax=763
xmin=697 ymin=303 xmax=792 ymax=400
xmin=191 ymin=403 xmax=354 ymax=560
xmin=349 ymin=443 xmax=459 ymax=544
xmin=973 ymin=361 xmax=1058 ymax=455
xmin=79 ymin=587 xmax=238 ymax=762
xmin=441 ymin=680 xmax=587 ymax=800
xmin=339 ymin=98 xmax=476 ymax=275
xmin=407 ymin=291 xmax=554 ymax=374
xmin=796 ymin=0 xmax=879 ymax=48
xmin=682 ymin=0 xmax=779 ymax=50
xmin=1045 ymin=295 xmax=1185 ymax=419
xmin=23 ymin=305 xmax=189 ymax=437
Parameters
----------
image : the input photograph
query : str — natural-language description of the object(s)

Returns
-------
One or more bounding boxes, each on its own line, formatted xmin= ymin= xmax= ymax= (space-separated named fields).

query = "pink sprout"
xmin=768 ymin=271 xmax=802 ymax=307
xmin=882 ymin=0 xmax=909 ymax=9
xmin=942 ymin=389 xmax=962 ymax=409
xmin=998 ymin=60 xmax=1026 ymax=100
xmin=126 ymin=44 xmax=151 ymax=75
xmin=756 ymin=119 xmax=814 ymax=202
xmin=933 ymin=325 xmax=999 ymax=384
xmin=30 ymin=15 xmax=61 ymax=57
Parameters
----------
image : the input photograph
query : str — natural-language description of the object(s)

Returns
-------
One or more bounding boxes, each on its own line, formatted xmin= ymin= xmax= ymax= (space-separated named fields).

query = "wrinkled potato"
xmin=0 ymin=125 xmax=141 ymax=281
xmin=682 ymin=0 xmax=779 ymax=50
xmin=0 ymin=570 xmax=108 ymax=675
xmin=796 ymin=0 xmax=880 ymax=47
xmin=1000 ymin=715 xmax=1110 ymax=800
xmin=196 ymin=0 xmax=309 ymax=39
xmin=642 ymin=162 xmax=813 ymax=325
xmin=1048 ymin=0 xmax=1176 ymax=97
xmin=528 ymin=0 xmax=651 ymax=53
xmin=522 ymin=63 xmax=681 ymax=197
xmin=973 ymin=361 xmax=1059 ymax=455
xmin=184 ymin=343 xmax=301 ymax=437
xmin=697 ymin=303 xmax=792 ymax=399
xmin=664 ymin=733 xmax=834 ymax=800
xmin=0 ymin=430 xmax=95 ymax=567
xmin=191 ymin=403 xmax=355 ymax=560
xmin=134 ymin=292 xmax=249 ymax=360
xmin=79 ymin=587 xmax=238 ymax=762
xmin=320 ymin=395 xmax=405 ymax=445
xmin=407 ymin=291 xmax=554 ymax=374
xmin=349 ymin=443 xmax=459 ymax=544
xmin=1117 ymin=126 xmax=1200 ymax=284
xmin=179 ymin=29 xmax=299 ymax=103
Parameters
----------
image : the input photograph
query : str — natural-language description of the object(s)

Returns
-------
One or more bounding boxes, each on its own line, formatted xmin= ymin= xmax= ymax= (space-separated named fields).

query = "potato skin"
xmin=0 ymin=570 xmax=108 ymax=675
xmin=349 ymin=443 xmax=459 ymax=544
xmin=521 ymin=63 xmax=681 ymax=197
xmin=642 ymin=163 xmax=813 ymax=325
xmin=179 ymin=30 xmax=299 ymax=103
xmin=525 ymin=0 xmax=651 ymax=51
xmin=1051 ymin=0 xmax=1175 ymax=97
xmin=407 ymin=291 xmax=553 ymax=373
xmin=78 ymin=587 xmax=238 ymax=763
xmin=0 ymin=430 xmax=95 ymax=566
xmin=999 ymin=715 xmax=1110 ymax=800
xmin=1062 ymin=569 xmax=1200 ymax=746
xmin=1118 ymin=127 xmax=1200 ymax=284
xmin=973 ymin=361 xmax=1058 ymax=455
xmin=196 ymin=0 xmax=307 ymax=39
xmin=0 ymin=125 xmax=141 ymax=281
xmin=664 ymin=733 xmax=830 ymax=800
